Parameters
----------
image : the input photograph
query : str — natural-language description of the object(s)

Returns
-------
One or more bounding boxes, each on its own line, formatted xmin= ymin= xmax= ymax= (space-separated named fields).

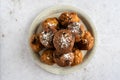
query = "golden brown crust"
xmin=59 ymin=12 xmax=80 ymax=28
xmin=40 ymin=49 xmax=55 ymax=65
xmin=30 ymin=34 xmax=43 ymax=53
xmin=77 ymin=31 xmax=94 ymax=50
xmin=71 ymin=49 xmax=82 ymax=66
xmin=42 ymin=17 xmax=59 ymax=31
xmin=29 ymin=12 xmax=95 ymax=67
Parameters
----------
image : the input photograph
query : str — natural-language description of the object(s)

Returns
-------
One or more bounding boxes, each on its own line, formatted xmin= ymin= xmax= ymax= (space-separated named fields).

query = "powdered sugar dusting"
xmin=60 ymin=32 xmax=71 ymax=48
xmin=40 ymin=31 xmax=53 ymax=46
xmin=68 ymin=22 xmax=82 ymax=34
xmin=63 ymin=53 xmax=71 ymax=60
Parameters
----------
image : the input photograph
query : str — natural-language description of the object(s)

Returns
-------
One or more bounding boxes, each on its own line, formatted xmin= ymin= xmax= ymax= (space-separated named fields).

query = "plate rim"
xmin=28 ymin=5 xmax=97 ymax=74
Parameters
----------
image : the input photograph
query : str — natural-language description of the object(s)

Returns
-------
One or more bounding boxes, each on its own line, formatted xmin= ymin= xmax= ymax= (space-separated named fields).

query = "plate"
xmin=28 ymin=5 xmax=97 ymax=74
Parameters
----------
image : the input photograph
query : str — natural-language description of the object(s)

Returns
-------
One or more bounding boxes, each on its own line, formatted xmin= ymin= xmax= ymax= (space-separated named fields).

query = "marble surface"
xmin=0 ymin=0 xmax=120 ymax=80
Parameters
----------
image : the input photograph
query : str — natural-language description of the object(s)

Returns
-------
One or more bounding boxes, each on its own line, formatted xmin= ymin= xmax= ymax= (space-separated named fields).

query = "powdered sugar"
xmin=60 ymin=33 xmax=71 ymax=48
xmin=63 ymin=53 xmax=71 ymax=60
xmin=68 ymin=22 xmax=81 ymax=34
xmin=40 ymin=31 xmax=53 ymax=46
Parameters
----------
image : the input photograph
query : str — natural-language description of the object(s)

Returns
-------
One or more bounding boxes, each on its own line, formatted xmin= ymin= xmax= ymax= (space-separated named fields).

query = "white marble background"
xmin=0 ymin=0 xmax=120 ymax=80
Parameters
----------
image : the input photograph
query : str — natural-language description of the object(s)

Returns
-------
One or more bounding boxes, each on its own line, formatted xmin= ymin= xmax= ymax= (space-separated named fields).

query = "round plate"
xmin=28 ymin=5 xmax=97 ymax=74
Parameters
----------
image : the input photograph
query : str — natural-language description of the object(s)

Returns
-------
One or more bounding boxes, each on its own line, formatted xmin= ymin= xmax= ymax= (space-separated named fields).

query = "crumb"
xmin=9 ymin=11 xmax=12 ymax=15
xmin=2 ymin=34 xmax=5 ymax=37
xmin=84 ymin=68 xmax=87 ymax=71
xmin=15 ymin=19 xmax=18 ymax=21
xmin=19 ymin=28 xmax=21 ymax=31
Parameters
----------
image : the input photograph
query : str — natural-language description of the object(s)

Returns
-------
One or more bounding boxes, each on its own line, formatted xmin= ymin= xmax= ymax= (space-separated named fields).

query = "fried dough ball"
xmin=59 ymin=12 xmax=80 ymax=28
xmin=53 ymin=51 xmax=74 ymax=67
xmin=71 ymin=49 xmax=83 ymax=66
xmin=42 ymin=17 xmax=59 ymax=31
xmin=77 ymin=31 xmax=94 ymax=50
xmin=39 ymin=28 xmax=57 ymax=48
xmin=53 ymin=29 xmax=75 ymax=54
xmin=30 ymin=34 xmax=43 ymax=53
xmin=40 ymin=49 xmax=55 ymax=65
xmin=67 ymin=22 xmax=85 ymax=42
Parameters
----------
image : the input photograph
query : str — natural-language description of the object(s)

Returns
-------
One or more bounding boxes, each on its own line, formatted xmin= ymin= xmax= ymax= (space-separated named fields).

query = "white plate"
xmin=28 ymin=5 xmax=97 ymax=74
